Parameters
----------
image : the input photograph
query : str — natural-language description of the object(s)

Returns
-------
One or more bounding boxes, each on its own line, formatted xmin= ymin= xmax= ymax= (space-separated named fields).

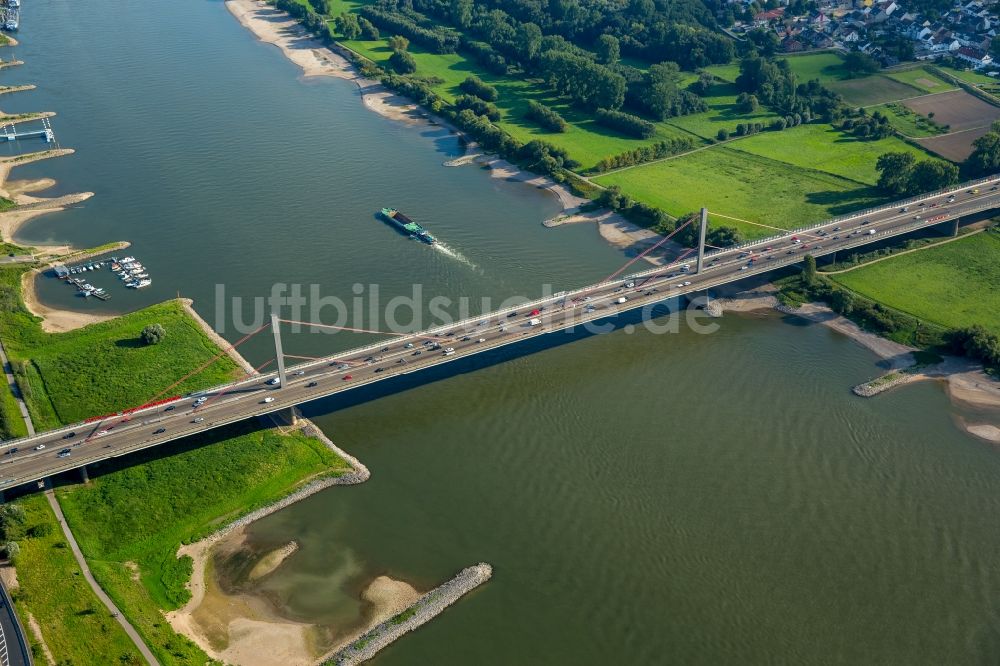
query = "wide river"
xmin=10 ymin=0 xmax=1000 ymax=663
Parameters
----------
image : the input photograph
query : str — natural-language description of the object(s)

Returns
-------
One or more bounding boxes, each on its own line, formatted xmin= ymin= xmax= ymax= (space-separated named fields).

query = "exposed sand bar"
xmin=20 ymin=268 xmax=115 ymax=332
xmin=0 ymin=110 xmax=55 ymax=127
xmin=225 ymin=0 xmax=419 ymax=124
xmin=166 ymin=420 xmax=372 ymax=665
xmin=248 ymin=541 xmax=299 ymax=581
xmin=324 ymin=564 xmax=493 ymax=666
xmin=0 ymin=61 xmax=24 ymax=71
xmin=0 ymin=85 xmax=35 ymax=96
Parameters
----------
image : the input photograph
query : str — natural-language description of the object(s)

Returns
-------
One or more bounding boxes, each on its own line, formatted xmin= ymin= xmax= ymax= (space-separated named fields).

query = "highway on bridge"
xmin=2 ymin=177 xmax=999 ymax=489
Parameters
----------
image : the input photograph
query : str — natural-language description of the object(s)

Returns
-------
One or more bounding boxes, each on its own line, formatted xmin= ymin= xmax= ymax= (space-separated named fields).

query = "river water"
xmin=10 ymin=1 xmax=1000 ymax=664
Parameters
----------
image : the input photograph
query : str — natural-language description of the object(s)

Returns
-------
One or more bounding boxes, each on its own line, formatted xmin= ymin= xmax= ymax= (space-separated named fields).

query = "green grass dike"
xmin=55 ymin=421 xmax=352 ymax=665
xmin=832 ymin=228 xmax=1000 ymax=334
xmin=0 ymin=260 xmax=354 ymax=665
xmin=6 ymin=494 xmax=143 ymax=665
xmin=0 ymin=263 xmax=241 ymax=431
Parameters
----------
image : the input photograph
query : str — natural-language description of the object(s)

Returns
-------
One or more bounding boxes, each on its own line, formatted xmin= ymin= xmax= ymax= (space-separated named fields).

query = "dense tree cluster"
xmin=389 ymin=48 xmax=417 ymax=73
xmin=360 ymin=5 xmax=461 ymax=53
xmin=946 ymin=325 xmax=1000 ymax=369
xmin=626 ymin=62 xmax=708 ymax=120
xmin=735 ymin=57 xmax=847 ymax=122
xmin=141 ymin=324 xmax=166 ymax=346
xmin=597 ymin=185 xmax=673 ymax=230
xmin=525 ymin=100 xmax=568 ymax=132
xmin=454 ymin=94 xmax=501 ymax=120
xmin=408 ymin=0 xmax=729 ymax=69
xmin=459 ymin=75 xmax=499 ymax=101
xmin=590 ymin=136 xmax=696 ymax=173
xmin=461 ymin=38 xmax=510 ymax=74
xmin=876 ymin=152 xmax=959 ymax=195
xmin=843 ymin=51 xmax=879 ymax=77
xmin=841 ymin=110 xmax=892 ymax=141
xmin=538 ymin=50 xmax=626 ymax=110
xmin=965 ymin=121 xmax=1000 ymax=177
xmin=595 ymin=108 xmax=655 ymax=139
xmin=277 ymin=0 xmax=331 ymax=40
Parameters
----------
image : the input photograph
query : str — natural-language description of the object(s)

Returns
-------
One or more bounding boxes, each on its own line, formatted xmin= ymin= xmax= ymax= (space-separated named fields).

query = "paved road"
xmin=1 ymin=177 xmax=998 ymax=489
xmin=0 ymin=576 xmax=30 ymax=666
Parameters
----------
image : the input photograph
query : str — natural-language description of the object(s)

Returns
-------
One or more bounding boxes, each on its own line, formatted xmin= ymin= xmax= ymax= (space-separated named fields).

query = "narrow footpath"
xmin=43 ymin=486 xmax=161 ymax=666
xmin=3 ymin=336 xmax=159 ymax=664
xmin=0 ymin=337 xmax=33 ymax=437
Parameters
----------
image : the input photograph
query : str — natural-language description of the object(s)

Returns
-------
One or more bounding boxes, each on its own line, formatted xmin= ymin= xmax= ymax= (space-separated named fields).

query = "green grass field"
xmin=884 ymin=67 xmax=957 ymax=95
xmin=781 ymin=51 xmax=851 ymax=84
xmin=886 ymin=67 xmax=955 ymax=94
xmin=55 ymin=421 xmax=352 ymax=665
xmin=0 ymin=266 xmax=240 ymax=431
xmin=341 ymin=38 xmax=695 ymax=169
xmin=0 ymin=382 xmax=27 ymax=440
xmin=729 ymin=123 xmax=937 ymax=184
xmin=938 ymin=65 xmax=997 ymax=85
xmin=594 ymin=147 xmax=882 ymax=238
xmin=11 ymin=494 xmax=141 ymax=666
xmin=833 ymin=229 xmax=1000 ymax=333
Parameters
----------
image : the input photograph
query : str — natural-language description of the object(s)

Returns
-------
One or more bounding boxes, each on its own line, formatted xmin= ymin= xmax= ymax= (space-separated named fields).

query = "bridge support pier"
xmin=266 ymin=407 xmax=299 ymax=428
xmin=271 ymin=313 xmax=287 ymax=388
xmin=951 ymin=217 xmax=960 ymax=237
xmin=696 ymin=207 xmax=708 ymax=273
xmin=79 ymin=465 xmax=89 ymax=485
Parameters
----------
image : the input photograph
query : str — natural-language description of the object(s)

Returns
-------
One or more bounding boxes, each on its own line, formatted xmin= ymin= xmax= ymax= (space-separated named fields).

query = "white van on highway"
xmin=442 ymin=347 xmax=455 ymax=356
xmin=529 ymin=318 xmax=541 ymax=326
xmin=615 ymin=296 xmax=627 ymax=304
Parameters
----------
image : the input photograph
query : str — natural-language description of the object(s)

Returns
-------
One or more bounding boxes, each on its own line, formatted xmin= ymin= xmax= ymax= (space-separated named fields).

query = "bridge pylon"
xmin=271 ymin=313 xmax=287 ymax=388
xmin=696 ymin=207 xmax=708 ymax=273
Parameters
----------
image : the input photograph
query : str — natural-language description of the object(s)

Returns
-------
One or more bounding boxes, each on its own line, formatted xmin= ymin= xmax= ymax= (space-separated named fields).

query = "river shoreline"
xmin=709 ymin=285 xmax=1000 ymax=437
xmin=224 ymin=0 xmax=600 ymax=224
xmin=164 ymin=416 xmax=387 ymax=666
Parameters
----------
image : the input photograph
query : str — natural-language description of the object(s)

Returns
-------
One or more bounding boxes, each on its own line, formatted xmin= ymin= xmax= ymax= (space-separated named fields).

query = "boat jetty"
xmin=52 ymin=254 xmax=153 ymax=300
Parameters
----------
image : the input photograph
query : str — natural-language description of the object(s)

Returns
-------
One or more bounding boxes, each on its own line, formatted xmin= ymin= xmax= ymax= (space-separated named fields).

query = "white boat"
xmin=121 ymin=256 xmax=135 ymax=263
xmin=135 ymin=279 xmax=151 ymax=288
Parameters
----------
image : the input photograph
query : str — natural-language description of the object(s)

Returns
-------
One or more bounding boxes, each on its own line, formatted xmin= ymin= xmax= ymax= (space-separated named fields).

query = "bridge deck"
xmin=2 ymin=176 xmax=998 ymax=489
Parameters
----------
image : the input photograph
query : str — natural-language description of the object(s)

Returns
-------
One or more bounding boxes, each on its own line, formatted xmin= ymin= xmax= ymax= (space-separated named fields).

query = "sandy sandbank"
xmin=248 ymin=541 xmax=299 ymax=581
xmin=226 ymin=0 xmax=419 ymax=124
xmin=170 ymin=525 xmax=419 ymax=666
xmin=20 ymin=268 xmax=115 ymax=332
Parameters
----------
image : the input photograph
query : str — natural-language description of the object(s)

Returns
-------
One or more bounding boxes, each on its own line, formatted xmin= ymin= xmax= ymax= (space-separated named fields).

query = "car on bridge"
xmin=262 ymin=397 xmax=275 ymax=403
xmin=58 ymin=449 xmax=71 ymax=458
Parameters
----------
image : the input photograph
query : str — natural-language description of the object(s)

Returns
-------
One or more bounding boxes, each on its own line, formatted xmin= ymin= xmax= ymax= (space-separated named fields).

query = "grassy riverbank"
xmin=54 ymin=421 xmax=351 ymax=665
xmin=6 ymin=494 xmax=142 ymax=665
xmin=832 ymin=228 xmax=1000 ymax=334
xmin=0 ymin=264 xmax=241 ymax=430
xmin=0 ymin=258 xmax=353 ymax=664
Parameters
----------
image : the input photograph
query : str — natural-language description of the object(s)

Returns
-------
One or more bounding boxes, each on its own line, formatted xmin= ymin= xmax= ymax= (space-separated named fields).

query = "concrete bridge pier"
xmin=951 ymin=217 xmax=960 ymax=237
xmin=696 ymin=207 xmax=708 ymax=273
xmin=79 ymin=464 xmax=89 ymax=484
xmin=264 ymin=406 xmax=299 ymax=428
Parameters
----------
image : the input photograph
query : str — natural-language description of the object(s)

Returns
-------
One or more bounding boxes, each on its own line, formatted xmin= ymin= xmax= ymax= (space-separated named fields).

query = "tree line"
xmin=589 ymin=136 xmax=696 ymax=173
